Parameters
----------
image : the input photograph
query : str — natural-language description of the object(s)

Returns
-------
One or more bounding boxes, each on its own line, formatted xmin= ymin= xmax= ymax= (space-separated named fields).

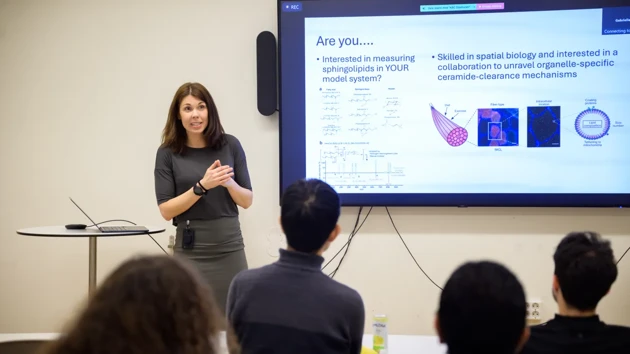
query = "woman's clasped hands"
xmin=200 ymin=160 xmax=234 ymax=189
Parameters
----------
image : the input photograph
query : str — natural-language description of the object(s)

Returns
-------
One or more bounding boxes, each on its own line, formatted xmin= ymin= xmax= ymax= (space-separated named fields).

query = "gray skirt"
xmin=174 ymin=217 xmax=248 ymax=316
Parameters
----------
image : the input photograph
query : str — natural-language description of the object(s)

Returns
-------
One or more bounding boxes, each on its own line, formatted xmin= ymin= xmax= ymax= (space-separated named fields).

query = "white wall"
xmin=1 ymin=0 xmax=629 ymax=334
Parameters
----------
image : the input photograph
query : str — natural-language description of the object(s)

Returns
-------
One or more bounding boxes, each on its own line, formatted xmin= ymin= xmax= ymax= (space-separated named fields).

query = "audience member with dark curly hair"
xmin=39 ymin=255 xmax=238 ymax=354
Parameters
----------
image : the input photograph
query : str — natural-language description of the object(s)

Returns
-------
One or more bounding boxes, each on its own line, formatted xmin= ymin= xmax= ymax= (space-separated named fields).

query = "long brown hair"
xmin=40 ymin=255 xmax=227 ymax=354
xmin=161 ymin=82 xmax=225 ymax=154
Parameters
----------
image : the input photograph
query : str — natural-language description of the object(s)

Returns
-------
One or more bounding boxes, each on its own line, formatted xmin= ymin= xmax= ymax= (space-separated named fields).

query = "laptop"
xmin=69 ymin=197 xmax=149 ymax=233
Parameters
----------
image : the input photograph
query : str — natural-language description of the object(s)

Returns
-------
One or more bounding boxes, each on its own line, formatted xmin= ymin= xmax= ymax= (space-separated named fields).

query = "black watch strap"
xmin=198 ymin=180 xmax=208 ymax=193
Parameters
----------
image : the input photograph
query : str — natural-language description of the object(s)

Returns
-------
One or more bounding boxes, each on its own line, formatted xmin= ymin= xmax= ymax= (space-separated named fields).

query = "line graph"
xmin=318 ymin=146 xmax=405 ymax=190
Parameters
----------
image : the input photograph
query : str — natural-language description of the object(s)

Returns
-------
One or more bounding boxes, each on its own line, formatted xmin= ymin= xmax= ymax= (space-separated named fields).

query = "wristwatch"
xmin=193 ymin=183 xmax=206 ymax=196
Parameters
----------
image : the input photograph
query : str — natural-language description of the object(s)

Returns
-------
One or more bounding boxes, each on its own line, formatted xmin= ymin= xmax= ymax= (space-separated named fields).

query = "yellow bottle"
xmin=372 ymin=314 xmax=388 ymax=353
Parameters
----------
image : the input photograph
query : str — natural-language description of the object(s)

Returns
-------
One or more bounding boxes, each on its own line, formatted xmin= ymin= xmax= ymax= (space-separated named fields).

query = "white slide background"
xmin=304 ymin=8 xmax=630 ymax=194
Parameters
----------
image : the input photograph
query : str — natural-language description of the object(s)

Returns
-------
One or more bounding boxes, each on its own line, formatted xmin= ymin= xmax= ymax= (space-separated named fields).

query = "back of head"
xmin=41 ymin=255 xmax=221 ymax=354
xmin=553 ymin=231 xmax=617 ymax=311
xmin=280 ymin=178 xmax=340 ymax=253
xmin=437 ymin=261 xmax=527 ymax=354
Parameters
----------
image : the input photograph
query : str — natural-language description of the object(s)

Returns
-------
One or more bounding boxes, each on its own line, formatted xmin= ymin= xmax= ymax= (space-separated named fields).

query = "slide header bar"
xmin=280 ymin=0 xmax=629 ymax=18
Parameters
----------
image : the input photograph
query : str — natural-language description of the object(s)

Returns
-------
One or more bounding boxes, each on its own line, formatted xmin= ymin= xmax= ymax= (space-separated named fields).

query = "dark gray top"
xmin=154 ymin=134 xmax=252 ymax=224
xmin=522 ymin=314 xmax=630 ymax=354
xmin=226 ymin=249 xmax=365 ymax=354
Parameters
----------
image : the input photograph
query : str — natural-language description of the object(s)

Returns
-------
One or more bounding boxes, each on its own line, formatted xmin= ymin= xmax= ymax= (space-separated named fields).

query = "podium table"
xmin=17 ymin=225 xmax=165 ymax=295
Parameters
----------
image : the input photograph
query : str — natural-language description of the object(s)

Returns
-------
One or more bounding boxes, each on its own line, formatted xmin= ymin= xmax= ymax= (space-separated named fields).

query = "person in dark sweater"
xmin=226 ymin=178 xmax=365 ymax=354
xmin=521 ymin=231 xmax=630 ymax=354
xmin=435 ymin=261 xmax=530 ymax=354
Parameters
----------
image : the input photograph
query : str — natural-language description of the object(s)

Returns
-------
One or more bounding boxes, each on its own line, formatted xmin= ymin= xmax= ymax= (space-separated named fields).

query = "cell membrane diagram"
xmin=574 ymin=107 xmax=610 ymax=140
xmin=430 ymin=104 xmax=468 ymax=146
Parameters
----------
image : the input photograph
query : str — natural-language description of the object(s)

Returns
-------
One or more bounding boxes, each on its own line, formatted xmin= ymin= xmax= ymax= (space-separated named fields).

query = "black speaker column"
xmin=256 ymin=31 xmax=278 ymax=116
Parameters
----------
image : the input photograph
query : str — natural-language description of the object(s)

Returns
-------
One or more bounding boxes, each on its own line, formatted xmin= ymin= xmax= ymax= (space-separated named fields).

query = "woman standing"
xmin=154 ymin=82 xmax=253 ymax=316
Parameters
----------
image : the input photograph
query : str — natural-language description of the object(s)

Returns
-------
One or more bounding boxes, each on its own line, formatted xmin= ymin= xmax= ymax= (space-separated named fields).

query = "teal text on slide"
xmin=421 ymin=4 xmax=477 ymax=12
xmin=421 ymin=3 xmax=505 ymax=12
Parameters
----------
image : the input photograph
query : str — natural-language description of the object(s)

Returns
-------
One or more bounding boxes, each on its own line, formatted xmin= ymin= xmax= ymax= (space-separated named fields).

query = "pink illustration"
xmin=476 ymin=3 xmax=504 ymax=10
xmin=430 ymin=105 xmax=468 ymax=147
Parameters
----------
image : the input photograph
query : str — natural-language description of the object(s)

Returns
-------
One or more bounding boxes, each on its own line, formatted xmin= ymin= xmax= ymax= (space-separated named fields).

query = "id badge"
xmin=182 ymin=227 xmax=195 ymax=250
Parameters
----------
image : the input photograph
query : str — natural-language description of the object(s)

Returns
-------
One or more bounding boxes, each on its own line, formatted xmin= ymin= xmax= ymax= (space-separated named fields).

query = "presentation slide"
xmin=279 ymin=1 xmax=630 ymax=207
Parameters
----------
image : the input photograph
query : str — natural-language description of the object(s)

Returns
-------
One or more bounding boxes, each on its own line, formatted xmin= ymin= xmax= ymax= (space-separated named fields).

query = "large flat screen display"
xmin=278 ymin=0 xmax=630 ymax=207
